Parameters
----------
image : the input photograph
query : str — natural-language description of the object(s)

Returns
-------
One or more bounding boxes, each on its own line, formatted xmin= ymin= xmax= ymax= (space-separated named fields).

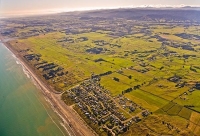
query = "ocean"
xmin=0 ymin=42 xmax=68 ymax=136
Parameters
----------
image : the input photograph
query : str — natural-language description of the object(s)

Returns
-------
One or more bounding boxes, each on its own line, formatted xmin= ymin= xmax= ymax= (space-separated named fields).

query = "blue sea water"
xmin=0 ymin=43 xmax=68 ymax=136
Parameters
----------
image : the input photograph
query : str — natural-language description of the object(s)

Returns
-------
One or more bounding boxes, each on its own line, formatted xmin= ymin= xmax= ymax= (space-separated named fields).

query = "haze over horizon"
xmin=1 ymin=0 xmax=200 ymax=17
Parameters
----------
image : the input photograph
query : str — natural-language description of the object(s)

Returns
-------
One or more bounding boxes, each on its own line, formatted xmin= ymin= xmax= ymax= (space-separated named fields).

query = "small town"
xmin=63 ymin=76 xmax=150 ymax=135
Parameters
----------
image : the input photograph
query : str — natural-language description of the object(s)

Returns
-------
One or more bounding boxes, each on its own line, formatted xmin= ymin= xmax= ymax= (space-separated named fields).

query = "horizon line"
xmin=1 ymin=4 xmax=200 ymax=18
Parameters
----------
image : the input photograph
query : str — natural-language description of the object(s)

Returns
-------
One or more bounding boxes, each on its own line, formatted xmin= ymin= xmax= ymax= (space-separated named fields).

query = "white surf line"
xmin=3 ymin=43 xmax=10 ymax=51
xmin=33 ymin=93 xmax=67 ymax=136
xmin=18 ymin=64 xmax=67 ymax=136
xmin=9 ymin=48 xmax=67 ymax=136
xmin=28 ymin=71 xmax=74 ymax=136
xmin=7 ymin=44 xmax=74 ymax=136
xmin=21 ymin=64 xmax=73 ymax=136
xmin=25 ymin=69 xmax=76 ymax=135
xmin=45 ymin=98 xmax=76 ymax=136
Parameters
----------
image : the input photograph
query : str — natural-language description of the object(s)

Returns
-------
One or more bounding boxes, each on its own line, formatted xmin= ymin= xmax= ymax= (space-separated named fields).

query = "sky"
xmin=1 ymin=0 xmax=200 ymax=17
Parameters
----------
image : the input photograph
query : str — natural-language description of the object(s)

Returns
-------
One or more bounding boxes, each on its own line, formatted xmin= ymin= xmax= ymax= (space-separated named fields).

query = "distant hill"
xmin=181 ymin=6 xmax=200 ymax=10
xmin=62 ymin=8 xmax=200 ymax=22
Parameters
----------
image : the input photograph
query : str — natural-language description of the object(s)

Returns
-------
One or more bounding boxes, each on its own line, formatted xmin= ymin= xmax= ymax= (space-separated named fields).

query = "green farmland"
xmin=2 ymin=8 xmax=200 ymax=136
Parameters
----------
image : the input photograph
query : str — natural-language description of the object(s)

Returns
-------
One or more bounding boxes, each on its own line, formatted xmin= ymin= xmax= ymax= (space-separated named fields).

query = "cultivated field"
xmin=2 ymin=8 xmax=200 ymax=135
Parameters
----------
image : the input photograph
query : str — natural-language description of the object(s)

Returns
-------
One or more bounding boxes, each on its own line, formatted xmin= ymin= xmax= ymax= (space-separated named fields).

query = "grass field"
xmin=7 ymin=23 xmax=200 ymax=135
xmin=124 ymin=89 xmax=169 ymax=112
xmin=173 ymin=90 xmax=200 ymax=112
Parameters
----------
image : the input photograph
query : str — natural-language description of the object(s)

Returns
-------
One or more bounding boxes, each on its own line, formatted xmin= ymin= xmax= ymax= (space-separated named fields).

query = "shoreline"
xmin=1 ymin=39 xmax=96 ymax=136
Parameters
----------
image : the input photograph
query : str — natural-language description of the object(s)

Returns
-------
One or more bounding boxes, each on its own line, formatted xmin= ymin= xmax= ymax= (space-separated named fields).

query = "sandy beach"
xmin=1 ymin=38 xmax=96 ymax=136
